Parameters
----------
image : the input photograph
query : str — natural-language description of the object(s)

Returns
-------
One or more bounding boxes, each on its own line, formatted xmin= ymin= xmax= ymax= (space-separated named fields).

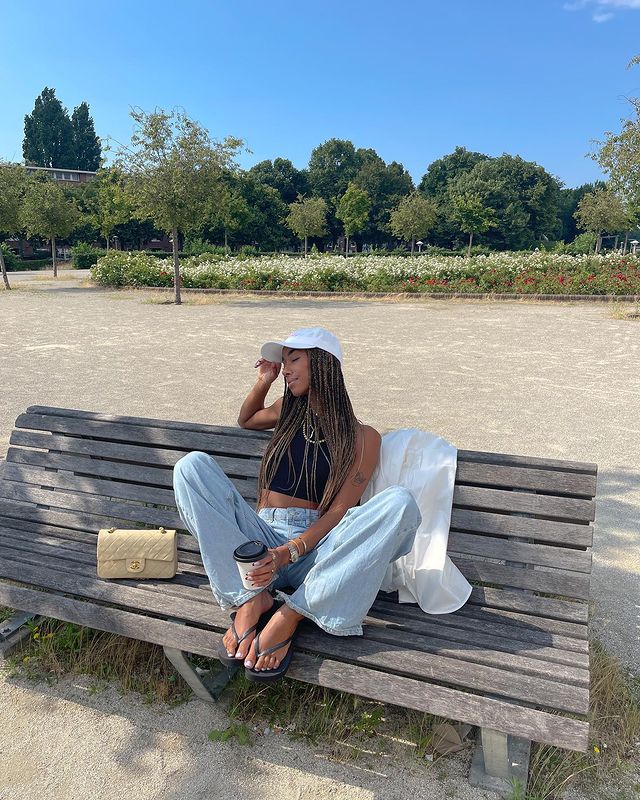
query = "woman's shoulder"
xmin=357 ymin=423 xmax=382 ymax=448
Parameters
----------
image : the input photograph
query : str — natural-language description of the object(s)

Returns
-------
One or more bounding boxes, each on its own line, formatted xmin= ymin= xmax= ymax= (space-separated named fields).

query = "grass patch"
xmin=610 ymin=302 xmax=640 ymax=320
xmin=2 ymin=617 xmax=638 ymax=797
xmin=523 ymin=640 xmax=640 ymax=800
xmin=1 ymin=616 xmax=192 ymax=705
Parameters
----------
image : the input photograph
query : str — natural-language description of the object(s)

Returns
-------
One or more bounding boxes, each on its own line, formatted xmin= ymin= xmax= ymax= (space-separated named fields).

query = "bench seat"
xmin=0 ymin=406 xmax=597 ymax=794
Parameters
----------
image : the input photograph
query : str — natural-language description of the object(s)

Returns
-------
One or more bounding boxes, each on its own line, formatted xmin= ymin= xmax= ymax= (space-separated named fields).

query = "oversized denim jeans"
xmin=172 ymin=451 xmax=421 ymax=636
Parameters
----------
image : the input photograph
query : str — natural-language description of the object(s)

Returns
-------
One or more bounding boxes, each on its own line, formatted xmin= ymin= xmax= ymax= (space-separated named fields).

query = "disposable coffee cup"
xmin=233 ymin=540 xmax=271 ymax=590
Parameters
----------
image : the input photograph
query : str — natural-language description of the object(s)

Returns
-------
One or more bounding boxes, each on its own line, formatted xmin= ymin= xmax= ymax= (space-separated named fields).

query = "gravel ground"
xmin=0 ymin=270 xmax=638 ymax=799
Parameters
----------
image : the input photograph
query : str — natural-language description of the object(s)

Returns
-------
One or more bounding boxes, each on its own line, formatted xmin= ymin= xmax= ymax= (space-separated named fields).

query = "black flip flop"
xmin=217 ymin=598 xmax=280 ymax=667
xmin=244 ymin=627 xmax=298 ymax=684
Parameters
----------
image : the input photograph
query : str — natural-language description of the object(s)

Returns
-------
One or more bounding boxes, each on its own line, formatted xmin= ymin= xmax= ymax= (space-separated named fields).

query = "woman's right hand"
xmin=255 ymin=357 xmax=281 ymax=386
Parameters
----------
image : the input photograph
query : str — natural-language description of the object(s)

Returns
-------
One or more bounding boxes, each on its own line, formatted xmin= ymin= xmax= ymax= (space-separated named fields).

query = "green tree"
xmin=71 ymin=102 xmax=101 ymax=171
xmin=418 ymin=146 xmax=489 ymax=248
xmin=558 ymin=182 xmax=606 ymax=242
xmin=207 ymin=178 xmax=251 ymax=252
xmin=573 ymin=188 xmax=628 ymax=253
xmin=22 ymin=175 xmax=79 ymax=276
xmin=353 ymin=153 xmax=414 ymax=245
xmin=389 ymin=193 xmax=438 ymax=254
xmin=90 ymin=168 xmax=133 ymax=249
xmin=247 ymin=158 xmax=309 ymax=204
xmin=308 ymin=139 xmax=360 ymax=202
xmin=286 ymin=195 xmax=328 ymax=256
xmin=450 ymin=155 xmax=562 ymax=250
xmin=335 ymin=183 xmax=371 ymax=255
xmin=449 ymin=192 xmax=497 ymax=256
xmin=419 ymin=146 xmax=489 ymax=197
xmin=23 ymin=87 xmax=76 ymax=169
xmin=115 ymin=108 xmax=243 ymax=304
xmin=0 ymin=162 xmax=28 ymax=290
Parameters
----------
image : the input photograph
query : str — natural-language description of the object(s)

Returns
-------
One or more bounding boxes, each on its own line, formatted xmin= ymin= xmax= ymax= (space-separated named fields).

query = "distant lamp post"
xmin=416 ymin=240 xmax=424 ymax=254
xmin=631 ymin=239 xmax=639 ymax=255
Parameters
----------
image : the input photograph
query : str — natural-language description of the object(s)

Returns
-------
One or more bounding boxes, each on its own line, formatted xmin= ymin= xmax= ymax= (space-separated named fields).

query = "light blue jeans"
xmin=172 ymin=451 xmax=421 ymax=636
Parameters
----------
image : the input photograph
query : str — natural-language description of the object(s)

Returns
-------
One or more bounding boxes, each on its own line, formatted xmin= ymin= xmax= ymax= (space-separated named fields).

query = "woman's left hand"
xmin=245 ymin=546 xmax=290 ymax=588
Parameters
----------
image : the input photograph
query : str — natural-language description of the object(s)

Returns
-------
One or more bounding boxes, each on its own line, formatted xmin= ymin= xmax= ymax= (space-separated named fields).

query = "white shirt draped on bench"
xmin=361 ymin=428 xmax=472 ymax=614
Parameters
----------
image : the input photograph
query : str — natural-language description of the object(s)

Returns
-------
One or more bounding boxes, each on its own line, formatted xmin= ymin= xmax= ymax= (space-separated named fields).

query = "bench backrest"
xmin=1 ymin=406 xmax=596 ymax=613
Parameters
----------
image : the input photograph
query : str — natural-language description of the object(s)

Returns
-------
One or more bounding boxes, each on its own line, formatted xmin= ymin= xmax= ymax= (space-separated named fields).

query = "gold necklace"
xmin=302 ymin=417 xmax=325 ymax=444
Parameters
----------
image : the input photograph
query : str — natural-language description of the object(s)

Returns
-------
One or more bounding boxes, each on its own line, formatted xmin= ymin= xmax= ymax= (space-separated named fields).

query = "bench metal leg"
xmin=469 ymin=728 xmax=531 ymax=797
xmin=0 ymin=610 xmax=42 ymax=660
xmin=163 ymin=645 xmax=239 ymax=702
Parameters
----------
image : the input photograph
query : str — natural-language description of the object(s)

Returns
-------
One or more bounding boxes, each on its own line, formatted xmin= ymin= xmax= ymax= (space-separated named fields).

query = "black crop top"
xmin=267 ymin=425 xmax=331 ymax=502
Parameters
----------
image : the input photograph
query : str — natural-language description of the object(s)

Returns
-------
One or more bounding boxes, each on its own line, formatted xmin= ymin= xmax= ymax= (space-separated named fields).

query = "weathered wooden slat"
xmin=0 ymin=495 xmax=184 ymax=532
xmin=450 ymin=508 xmax=593 ymax=548
xmin=451 ymin=603 xmax=588 ymax=641
xmin=0 ymin=555 xmax=588 ymax=714
xmin=0 ymin=512 xmax=200 ymax=552
xmin=360 ymin=617 xmax=590 ymax=682
xmin=6 ymin=447 xmax=261 ymax=487
xmin=296 ymin=627 xmax=589 ymax=715
xmin=0 ymin=462 xmax=257 ymax=506
xmin=371 ymin=599 xmax=588 ymax=654
xmin=14 ymin=413 xmax=268 ymax=459
xmin=378 ymin=592 xmax=588 ymax=652
xmin=454 ymin=558 xmax=590 ymax=600
xmin=467 ymin=586 xmax=588 ymax=624
xmin=457 ymin=449 xmax=597 ymax=475
xmin=455 ymin=461 xmax=597 ymax=498
xmin=0 ymin=527 xmax=205 ymax=573
xmin=454 ymin=485 xmax=595 ymax=523
xmin=0 ymin=581 xmax=590 ymax=751
xmin=0 ymin=536 xmax=214 ymax=606
xmin=0 ymin=482 xmax=184 ymax=529
xmin=9 ymin=430 xmax=262 ymax=478
xmin=25 ymin=405 xmax=272 ymax=441
xmin=0 ymin=529 xmax=589 ymax=677
xmin=447 ymin=531 xmax=592 ymax=573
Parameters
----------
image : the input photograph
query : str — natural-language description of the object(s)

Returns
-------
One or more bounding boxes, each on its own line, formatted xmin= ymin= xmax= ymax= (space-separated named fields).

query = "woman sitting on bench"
xmin=172 ymin=326 xmax=421 ymax=683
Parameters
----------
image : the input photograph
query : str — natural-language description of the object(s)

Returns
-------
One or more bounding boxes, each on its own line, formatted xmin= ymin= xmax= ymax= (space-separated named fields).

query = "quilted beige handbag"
xmin=97 ymin=527 xmax=177 ymax=579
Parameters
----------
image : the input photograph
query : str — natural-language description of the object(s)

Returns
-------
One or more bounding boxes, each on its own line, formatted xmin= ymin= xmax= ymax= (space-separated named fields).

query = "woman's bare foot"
xmin=222 ymin=590 xmax=274 ymax=661
xmin=244 ymin=604 xmax=303 ymax=671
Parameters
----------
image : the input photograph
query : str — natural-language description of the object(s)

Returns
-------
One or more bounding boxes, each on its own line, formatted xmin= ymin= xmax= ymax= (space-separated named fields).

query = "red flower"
xmin=559 ymin=275 xmax=566 ymax=284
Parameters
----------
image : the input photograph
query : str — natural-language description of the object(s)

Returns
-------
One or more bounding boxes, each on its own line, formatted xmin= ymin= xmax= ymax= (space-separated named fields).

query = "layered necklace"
xmin=302 ymin=412 xmax=326 ymax=444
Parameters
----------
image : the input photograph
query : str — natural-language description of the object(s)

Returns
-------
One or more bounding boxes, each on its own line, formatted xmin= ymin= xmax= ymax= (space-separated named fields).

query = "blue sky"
xmin=2 ymin=0 xmax=640 ymax=188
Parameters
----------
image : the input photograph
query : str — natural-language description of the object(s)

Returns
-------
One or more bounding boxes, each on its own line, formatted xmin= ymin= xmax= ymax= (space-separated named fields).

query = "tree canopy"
xmin=115 ymin=107 xmax=244 ymax=302
xmin=23 ymin=88 xmax=101 ymax=171
xmin=71 ymin=102 xmax=102 ymax=171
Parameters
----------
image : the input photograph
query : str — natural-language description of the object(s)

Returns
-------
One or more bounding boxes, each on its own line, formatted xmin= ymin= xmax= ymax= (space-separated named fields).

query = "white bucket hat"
xmin=260 ymin=327 xmax=343 ymax=365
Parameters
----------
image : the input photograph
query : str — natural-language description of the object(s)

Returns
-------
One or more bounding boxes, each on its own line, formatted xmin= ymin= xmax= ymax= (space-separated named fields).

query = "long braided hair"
xmin=256 ymin=348 xmax=359 ymax=516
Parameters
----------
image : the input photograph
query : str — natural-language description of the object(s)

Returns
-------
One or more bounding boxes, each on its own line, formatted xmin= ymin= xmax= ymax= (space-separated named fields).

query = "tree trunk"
xmin=614 ymin=234 xmax=619 ymax=251
xmin=595 ymin=233 xmax=602 ymax=254
xmin=345 ymin=235 xmax=349 ymax=258
xmin=411 ymin=237 xmax=415 ymax=256
xmin=224 ymin=229 xmax=229 ymax=254
xmin=52 ymin=235 xmax=57 ymax=278
xmin=172 ymin=227 xmax=181 ymax=305
xmin=0 ymin=247 xmax=11 ymax=290
xmin=623 ymin=232 xmax=629 ymax=255
xmin=304 ymin=235 xmax=308 ymax=257
xmin=467 ymin=231 xmax=474 ymax=258
xmin=106 ymin=236 xmax=110 ymax=252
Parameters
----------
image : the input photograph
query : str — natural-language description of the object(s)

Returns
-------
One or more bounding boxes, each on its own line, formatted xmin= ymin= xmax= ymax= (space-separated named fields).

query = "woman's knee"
xmin=386 ymin=486 xmax=422 ymax=529
xmin=173 ymin=451 xmax=217 ymax=488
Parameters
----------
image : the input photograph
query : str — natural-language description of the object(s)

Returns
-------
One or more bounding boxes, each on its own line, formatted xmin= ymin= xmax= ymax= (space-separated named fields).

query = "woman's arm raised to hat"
xmin=238 ymin=359 xmax=283 ymax=430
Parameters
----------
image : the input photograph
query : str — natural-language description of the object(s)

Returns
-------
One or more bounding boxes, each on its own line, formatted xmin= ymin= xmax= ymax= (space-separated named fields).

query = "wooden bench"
xmin=0 ymin=406 xmax=597 ymax=796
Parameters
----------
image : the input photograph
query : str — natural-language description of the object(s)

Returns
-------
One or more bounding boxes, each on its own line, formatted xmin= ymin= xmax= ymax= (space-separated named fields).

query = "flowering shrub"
xmin=90 ymin=251 xmax=640 ymax=295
